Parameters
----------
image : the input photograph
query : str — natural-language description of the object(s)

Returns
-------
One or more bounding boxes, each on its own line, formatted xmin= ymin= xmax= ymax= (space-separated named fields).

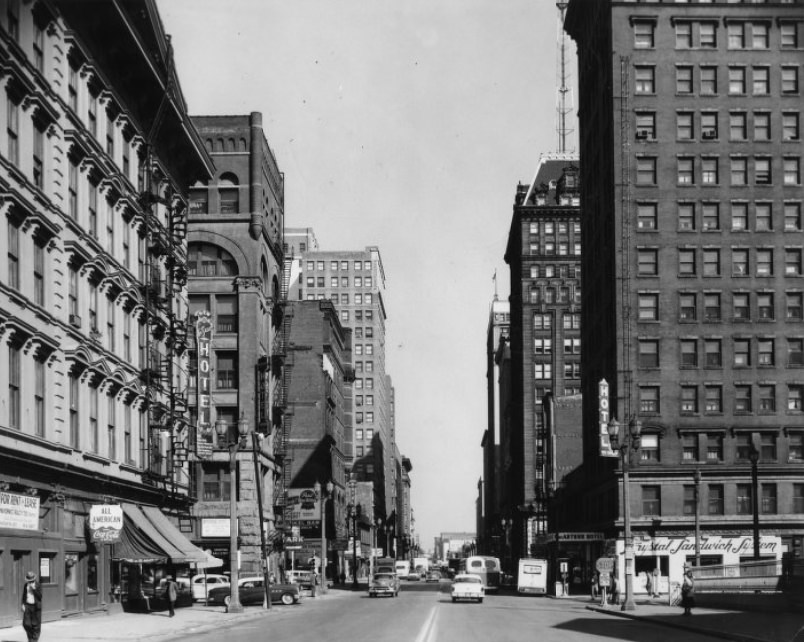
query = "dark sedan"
xmin=207 ymin=576 xmax=301 ymax=609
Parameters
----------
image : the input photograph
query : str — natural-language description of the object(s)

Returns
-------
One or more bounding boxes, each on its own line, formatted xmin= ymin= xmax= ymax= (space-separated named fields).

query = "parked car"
xmin=426 ymin=570 xmax=441 ymax=582
xmin=368 ymin=572 xmax=401 ymax=598
xmin=191 ymin=574 xmax=229 ymax=601
xmin=285 ymin=570 xmax=314 ymax=590
xmin=207 ymin=576 xmax=302 ymax=609
xmin=451 ymin=574 xmax=485 ymax=603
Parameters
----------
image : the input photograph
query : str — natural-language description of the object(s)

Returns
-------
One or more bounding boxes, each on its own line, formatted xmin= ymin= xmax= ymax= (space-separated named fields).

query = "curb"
xmin=586 ymin=605 xmax=771 ymax=642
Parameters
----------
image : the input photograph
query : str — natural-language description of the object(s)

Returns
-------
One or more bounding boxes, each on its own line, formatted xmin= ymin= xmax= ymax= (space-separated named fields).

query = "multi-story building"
xmin=501 ymin=154 xmax=581 ymax=572
xmin=479 ymin=297 xmax=510 ymax=557
xmin=186 ymin=112 xmax=284 ymax=576
xmin=281 ymin=300 xmax=352 ymax=582
xmin=565 ymin=0 xmax=804 ymax=592
xmin=289 ymin=245 xmax=400 ymax=523
xmin=0 ymin=0 xmax=213 ymax=623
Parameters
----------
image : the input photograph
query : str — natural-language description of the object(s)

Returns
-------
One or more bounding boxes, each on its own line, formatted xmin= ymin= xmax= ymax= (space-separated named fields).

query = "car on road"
xmin=190 ymin=574 xmax=229 ymax=601
xmin=207 ymin=576 xmax=302 ymax=609
xmin=451 ymin=573 xmax=485 ymax=603
xmin=406 ymin=571 xmax=422 ymax=581
xmin=426 ymin=570 xmax=441 ymax=582
xmin=368 ymin=572 xmax=401 ymax=597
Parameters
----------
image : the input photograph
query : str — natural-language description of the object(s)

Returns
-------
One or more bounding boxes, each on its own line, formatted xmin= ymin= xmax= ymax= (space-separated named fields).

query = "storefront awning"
xmin=112 ymin=504 xmax=206 ymax=565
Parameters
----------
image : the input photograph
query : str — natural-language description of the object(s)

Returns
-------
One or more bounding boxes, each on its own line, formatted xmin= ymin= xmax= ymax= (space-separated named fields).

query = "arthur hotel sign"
xmin=196 ymin=311 xmax=214 ymax=459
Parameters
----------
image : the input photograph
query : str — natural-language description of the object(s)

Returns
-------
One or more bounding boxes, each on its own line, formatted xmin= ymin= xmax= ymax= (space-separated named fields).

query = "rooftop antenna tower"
xmin=555 ymin=2 xmax=575 ymax=153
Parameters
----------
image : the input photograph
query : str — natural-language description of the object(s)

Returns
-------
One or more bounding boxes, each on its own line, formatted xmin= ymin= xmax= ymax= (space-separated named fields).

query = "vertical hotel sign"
xmin=196 ymin=311 xmax=214 ymax=459
xmin=599 ymin=379 xmax=617 ymax=457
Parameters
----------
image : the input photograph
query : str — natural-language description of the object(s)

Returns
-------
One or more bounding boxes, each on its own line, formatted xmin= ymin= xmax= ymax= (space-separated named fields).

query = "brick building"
xmin=501 ymin=154 xmax=582 ymax=573
xmin=186 ymin=112 xmax=284 ymax=576
xmin=0 ymin=0 xmax=213 ymax=622
xmin=564 ymin=0 xmax=804 ymax=594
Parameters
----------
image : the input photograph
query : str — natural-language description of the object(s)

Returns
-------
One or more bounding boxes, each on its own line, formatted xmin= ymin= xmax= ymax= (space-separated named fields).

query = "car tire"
xmin=451 ymin=597 xmax=456 ymax=603
xmin=477 ymin=598 xmax=483 ymax=603
xmin=281 ymin=593 xmax=294 ymax=606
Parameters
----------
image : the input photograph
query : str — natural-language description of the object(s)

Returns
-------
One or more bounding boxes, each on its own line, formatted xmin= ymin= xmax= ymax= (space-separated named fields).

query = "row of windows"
xmin=354 ymin=378 xmax=375 ymax=389
xmin=354 ymin=428 xmax=375 ymax=442
xmin=633 ymin=18 xmax=801 ymax=51
xmin=306 ymin=260 xmax=373 ymax=272
xmin=641 ymin=483 xmax=804 ymax=518
xmin=635 ymin=110 xmax=800 ymax=142
xmin=534 ymin=386 xmax=580 ymax=405
xmin=635 ymin=155 xmax=802 ymax=187
xmin=354 ymin=344 xmax=375 ymax=357
xmin=641 ymin=290 xmax=804 ymax=324
xmin=635 ymin=64 xmax=800 ymax=96
xmin=303 ymin=291 xmax=375 ymax=305
xmin=354 ymin=395 xmax=374 ymax=407
xmin=638 ymin=431 xmax=802 ymax=466
xmin=529 ymin=264 xmax=580 ymax=279
xmin=533 ymin=312 xmax=581 ymax=330
xmin=637 ymin=201 xmax=802 ymax=233
xmin=354 ymin=411 xmax=374 ymax=425
xmin=529 ymin=285 xmax=582 ymax=305
xmin=527 ymin=241 xmax=582 ymax=256
xmin=354 ymin=360 xmax=374 ymax=373
xmin=637 ymin=383 xmax=803 ymax=414
xmin=528 ymin=221 xmax=581 ymax=236
xmin=305 ymin=276 xmax=374 ymax=288
xmin=636 ymin=247 xmax=804 ymax=277
xmin=638 ymin=336 xmax=803 ymax=368
xmin=533 ymin=338 xmax=582 ymax=355
xmin=533 ymin=363 xmax=581 ymax=380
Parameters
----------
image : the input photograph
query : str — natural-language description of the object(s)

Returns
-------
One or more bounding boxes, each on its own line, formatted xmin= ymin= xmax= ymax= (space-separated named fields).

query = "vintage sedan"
xmin=368 ymin=572 xmax=400 ymax=598
xmin=207 ymin=576 xmax=301 ymax=609
xmin=426 ymin=570 xmax=441 ymax=583
xmin=451 ymin=573 xmax=485 ymax=603
xmin=190 ymin=574 xmax=229 ymax=602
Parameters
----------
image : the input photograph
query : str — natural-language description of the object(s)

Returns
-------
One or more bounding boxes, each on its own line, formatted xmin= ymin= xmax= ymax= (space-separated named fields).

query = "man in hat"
xmin=163 ymin=576 xmax=178 ymax=617
xmin=21 ymin=570 xmax=42 ymax=642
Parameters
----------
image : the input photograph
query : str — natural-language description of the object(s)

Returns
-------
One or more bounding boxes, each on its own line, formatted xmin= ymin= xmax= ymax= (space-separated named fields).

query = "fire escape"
xmin=138 ymin=155 xmax=190 ymax=499
xmin=271 ymin=256 xmax=294 ymax=530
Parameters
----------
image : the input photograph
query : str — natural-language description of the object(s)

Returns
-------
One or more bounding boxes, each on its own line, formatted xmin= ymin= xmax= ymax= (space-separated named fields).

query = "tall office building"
xmin=288 ymin=240 xmax=402 ymax=529
xmin=0 ymin=0 xmax=213 ymax=621
xmin=564 ymin=0 xmax=804 ymax=591
xmin=502 ymin=154 xmax=582 ymax=572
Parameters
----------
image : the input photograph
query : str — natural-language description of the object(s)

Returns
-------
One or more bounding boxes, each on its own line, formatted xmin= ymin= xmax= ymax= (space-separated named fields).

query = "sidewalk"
xmin=582 ymin=596 xmax=804 ymax=642
xmin=0 ymin=588 xmax=353 ymax=642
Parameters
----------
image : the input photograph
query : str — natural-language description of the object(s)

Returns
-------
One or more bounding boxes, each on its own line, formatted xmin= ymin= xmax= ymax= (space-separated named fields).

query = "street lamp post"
xmin=500 ymin=518 xmax=511 ymax=576
xmin=693 ymin=469 xmax=702 ymax=568
xmin=749 ymin=447 xmax=760 ymax=560
xmin=215 ymin=415 xmax=250 ymax=614
xmin=314 ymin=481 xmax=333 ymax=594
xmin=607 ymin=417 xmax=642 ymax=612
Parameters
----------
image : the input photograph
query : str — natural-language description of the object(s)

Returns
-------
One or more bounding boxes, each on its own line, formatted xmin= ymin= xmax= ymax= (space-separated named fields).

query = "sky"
xmin=158 ymin=0 xmax=576 ymax=550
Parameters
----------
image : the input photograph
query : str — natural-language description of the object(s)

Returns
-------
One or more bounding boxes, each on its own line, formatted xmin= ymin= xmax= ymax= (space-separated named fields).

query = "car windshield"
xmin=456 ymin=576 xmax=481 ymax=584
xmin=374 ymin=574 xmax=394 ymax=581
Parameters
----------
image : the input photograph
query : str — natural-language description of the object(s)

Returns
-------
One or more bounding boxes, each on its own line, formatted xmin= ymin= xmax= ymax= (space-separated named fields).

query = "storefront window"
xmin=65 ymin=553 xmax=79 ymax=595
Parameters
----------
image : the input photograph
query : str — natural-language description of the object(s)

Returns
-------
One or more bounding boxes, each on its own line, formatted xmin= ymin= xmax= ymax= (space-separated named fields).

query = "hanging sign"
xmin=599 ymin=379 xmax=617 ymax=457
xmin=89 ymin=504 xmax=123 ymax=543
xmin=195 ymin=311 xmax=214 ymax=459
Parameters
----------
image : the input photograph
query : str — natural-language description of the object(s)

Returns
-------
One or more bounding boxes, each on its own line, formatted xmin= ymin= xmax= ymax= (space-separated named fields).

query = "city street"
xmin=177 ymin=583 xmax=725 ymax=642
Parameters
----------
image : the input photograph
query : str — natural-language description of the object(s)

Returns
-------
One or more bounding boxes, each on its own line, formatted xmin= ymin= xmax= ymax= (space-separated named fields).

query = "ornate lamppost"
xmin=215 ymin=414 xmax=251 ymax=613
xmin=607 ymin=417 xmax=642 ymax=611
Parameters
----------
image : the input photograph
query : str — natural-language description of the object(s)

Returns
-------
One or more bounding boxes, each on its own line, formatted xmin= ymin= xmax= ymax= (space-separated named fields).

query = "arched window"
xmin=187 ymin=243 xmax=238 ymax=277
xmin=219 ymin=173 xmax=239 ymax=214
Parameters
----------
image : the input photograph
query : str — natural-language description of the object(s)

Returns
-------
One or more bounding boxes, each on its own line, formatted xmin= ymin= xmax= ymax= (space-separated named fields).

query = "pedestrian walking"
xmin=21 ymin=570 xmax=42 ymax=642
xmin=610 ymin=575 xmax=620 ymax=606
xmin=163 ymin=576 xmax=178 ymax=617
xmin=645 ymin=571 xmax=653 ymax=598
xmin=681 ymin=568 xmax=695 ymax=616
xmin=591 ymin=574 xmax=599 ymax=600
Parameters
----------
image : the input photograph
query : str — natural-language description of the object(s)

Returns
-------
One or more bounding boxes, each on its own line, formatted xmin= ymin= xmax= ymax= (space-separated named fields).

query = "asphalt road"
xmin=177 ymin=581 xmax=728 ymax=642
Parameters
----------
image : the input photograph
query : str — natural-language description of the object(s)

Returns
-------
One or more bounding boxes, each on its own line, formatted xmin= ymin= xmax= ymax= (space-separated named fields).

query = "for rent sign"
xmin=0 ymin=491 xmax=39 ymax=530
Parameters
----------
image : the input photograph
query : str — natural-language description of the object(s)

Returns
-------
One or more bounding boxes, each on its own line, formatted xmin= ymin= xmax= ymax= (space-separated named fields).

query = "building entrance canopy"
xmin=112 ymin=504 xmax=207 ymax=564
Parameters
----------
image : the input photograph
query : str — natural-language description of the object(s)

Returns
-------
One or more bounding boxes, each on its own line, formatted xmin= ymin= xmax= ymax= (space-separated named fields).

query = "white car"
xmin=191 ymin=574 xmax=229 ymax=601
xmin=451 ymin=573 xmax=485 ymax=603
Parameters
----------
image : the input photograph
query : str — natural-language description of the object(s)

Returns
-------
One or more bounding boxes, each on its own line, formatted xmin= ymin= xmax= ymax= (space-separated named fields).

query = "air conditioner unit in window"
xmin=702 ymin=131 xmax=717 ymax=139
xmin=69 ymin=314 xmax=82 ymax=328
xmin=635 ymin=131 xmax=649 ymax=140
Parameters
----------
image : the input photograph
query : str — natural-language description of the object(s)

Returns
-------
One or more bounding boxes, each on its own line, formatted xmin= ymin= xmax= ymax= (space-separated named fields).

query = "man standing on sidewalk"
xmin=164 ymin=576 xmax=178 ymax=617
xmin=21 ymin=571 xmax=42 ymax=642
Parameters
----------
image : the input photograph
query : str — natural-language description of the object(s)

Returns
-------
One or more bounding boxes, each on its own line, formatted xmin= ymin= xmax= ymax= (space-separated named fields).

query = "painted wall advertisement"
xmin=89 ymin=504 xmax=123 ymax=543
xmin=285 ymin=488 xmax=321 ymax=526
xmin=0 ymin=491 xmax=39 ymax=530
